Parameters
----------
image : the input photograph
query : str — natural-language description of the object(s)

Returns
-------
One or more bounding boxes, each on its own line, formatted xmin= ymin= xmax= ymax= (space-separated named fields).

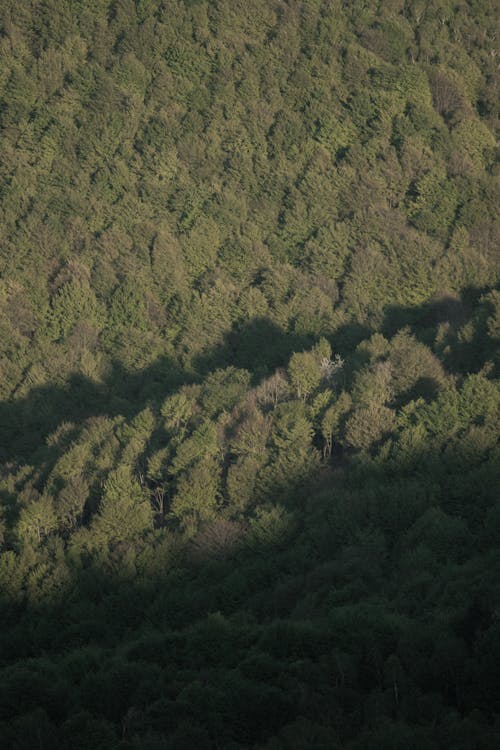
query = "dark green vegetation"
xmin=1 ymin=0 xmax=499 ymax=747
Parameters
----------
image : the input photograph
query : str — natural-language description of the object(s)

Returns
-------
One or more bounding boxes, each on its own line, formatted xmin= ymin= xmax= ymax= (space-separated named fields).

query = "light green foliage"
xmin=0 ymin=551 xmax=25 ymax=602
xmin=485 ymin=291 xmax=500 ymax=341
xmin=321 ymin=391 xmax=353 ymax=457
xmin=419 ymin=374 xmax=500 ymax=442
xmin=0 ymin=2 xmax=499 ymax=745
xmin=181 ymin=216 xmax=221 ymax=279
xmin=407 ymin=167 xmax=458 ymax=237
xmin=344 ymin=403 xmax=396 ymax=450
xmin=354 ymin=329 xmax=446 ymax=406
xmin=341 ymin=246 xmax=393 ymax=324
xmin=352 ymin=361 xmax=394 ymax=407
xmin=161 ymin=390 xmax=196 ymax=433
xmin=388 ymin=329 xmax=446 ymax=398
xmin=436 ymin=226 xmax=492 ymax=290
xmin=17 ymin=495 xmax=57 ymax=546
xmin=135 ymin=529 xmax=179 ymax=576
xmin=54 ymin=476 xmax=90 ymax=533
xmin=451 ymin=117 xmax=496 ymax=173
xmin=147 ymin=446 xmax=170 ymax=485
xmin=171 ymin=456 xmax=221 ymax=531
xmin=118 ymin=407 xmax=155 ymax=467
xmin=258 ymin=402 xmax=320 ymax=499
xmin=309 ymin=389 xmax=334 ymax=422
xmin=91 ymin=466 xmax=152 ymax=547
xmin=107 ymin=280 xmax=149 ymax=332
xmin=394 ymin=375 xmax=500 ymax=466
xmin=230 ymin=407 xmax=270 ymax=458
xmin=170 ymin=421 xmax=219 ymax=476
xmin=248 ymin=505 xmax=296 ymax=548
xmin=304 ymin=223 xmax=350 ymax=282
xmin=288 ymin=350 xmax=322 ymax=401
xmin=356 ymin=333 xmax=390 ymax=363
xmin=46 ymin=280 xmax=105 ymax=342
xmin=4 ymin=0 xmax=493 ymax=381
xmin=226 ymin=456 xmax=262 ymax=513
xmin=200 ymin=367 xmax=251 ymax=418
xmin=288 ymin=339 xmax=331 ymax=401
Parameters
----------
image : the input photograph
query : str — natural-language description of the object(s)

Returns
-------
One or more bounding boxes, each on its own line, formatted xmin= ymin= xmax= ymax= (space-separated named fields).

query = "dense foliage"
xmin=0 ymin=0 xmax=499 ymax=747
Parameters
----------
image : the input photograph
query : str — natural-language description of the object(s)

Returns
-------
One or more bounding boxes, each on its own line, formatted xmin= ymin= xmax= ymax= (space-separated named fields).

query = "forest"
xmin=0 ymin=0 xmax=499 ymax=747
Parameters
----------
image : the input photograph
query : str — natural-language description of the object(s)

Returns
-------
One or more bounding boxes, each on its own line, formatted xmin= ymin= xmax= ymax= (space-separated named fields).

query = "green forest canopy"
xmin=0 ymin=0 xmax=499 ymax=747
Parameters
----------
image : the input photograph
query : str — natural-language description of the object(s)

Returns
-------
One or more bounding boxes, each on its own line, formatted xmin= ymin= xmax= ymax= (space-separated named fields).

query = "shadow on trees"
xmin=0 ymin=289 xmax=496 ymax=466
xmin=194 ymin=316 xmax=314 ymax=382
xmin=0 ymin=355 xmax=184 ymax=465
xmin=381 ymin=285 xmax=498 ymax=376
xmin=0 ymin=293 xmax=498 ymax=747
xmin=0 ymin=436 xmax=498 ymax=749
xmin=0 ymin=318 xmax=312 ymax=465
xmin=381 ymin=292 xmax=470 ymax=338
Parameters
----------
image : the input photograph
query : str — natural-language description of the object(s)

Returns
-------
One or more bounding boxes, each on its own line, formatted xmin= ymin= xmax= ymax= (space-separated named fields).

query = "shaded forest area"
xmin=0 ymin=0 xmax=499 ymax=747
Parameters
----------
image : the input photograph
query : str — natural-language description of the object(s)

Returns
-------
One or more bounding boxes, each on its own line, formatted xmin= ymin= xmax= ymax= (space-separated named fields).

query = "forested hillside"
xmin=0 ymin=1 xmax=499 ymax=747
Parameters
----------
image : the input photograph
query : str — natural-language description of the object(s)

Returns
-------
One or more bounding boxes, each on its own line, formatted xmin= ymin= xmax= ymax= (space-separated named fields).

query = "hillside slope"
xmin=0 ymin=1 xmax=499 ymax=748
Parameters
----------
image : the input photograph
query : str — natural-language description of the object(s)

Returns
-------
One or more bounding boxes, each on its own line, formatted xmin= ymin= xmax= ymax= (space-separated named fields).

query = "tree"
xmin=170 ymin=421 xmax=219 ymax=476
xmin=321 ymin=391 xmax=352 ymax=458
xmin=54 ymin=475 xmax=89 ymax=533
xmin=161 ymin=390 xmax=196 ymax=435
xmin=344 ymin=403 xmax=396 ymax=451
xmin=230 ymin=406 xmax=270 ymax=458
xmin=258 ymin=402 xmax=320 ymax=499
xmin=107 ymin=280 xmax=149 ymax=332
xmin=226 ymin=456 xmax=262 ymax=513
xmin=171 ymin=457 xmax=221 ymax=532
xmin=288 ymin=340 xmax=333 ymax=401
xmin=91 ymin=467 xmax=152 ymax=549
xmin=352 ymin=361 xmax=394 ymax=408
xmin=248 ymin=504 xmax=296 ymax=548
xmin=388 ymin=329 xmax=445 ymax=400
xmin=45 ymin=279 xmax=105 ymax=342
xmin=17 ymin=495 xmax=57 ymax=546
xmin=255 ymin=369 xmax=290 ymax=409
